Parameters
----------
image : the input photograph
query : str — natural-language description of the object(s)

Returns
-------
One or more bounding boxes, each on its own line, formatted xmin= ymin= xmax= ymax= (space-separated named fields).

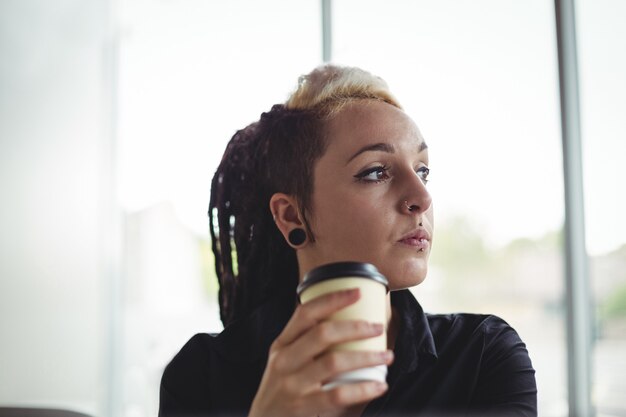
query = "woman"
xmin=159 ymin=65 xmax=537 ymax=417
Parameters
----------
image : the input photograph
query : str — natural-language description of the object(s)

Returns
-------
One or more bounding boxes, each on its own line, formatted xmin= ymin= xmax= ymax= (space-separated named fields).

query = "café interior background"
xmin=1 ymin=0 xmax=625 ymax=416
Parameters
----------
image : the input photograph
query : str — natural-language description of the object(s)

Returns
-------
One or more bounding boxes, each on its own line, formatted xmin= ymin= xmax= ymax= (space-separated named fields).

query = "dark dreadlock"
xmin=209 ymin=104 xmax=326 ymax=326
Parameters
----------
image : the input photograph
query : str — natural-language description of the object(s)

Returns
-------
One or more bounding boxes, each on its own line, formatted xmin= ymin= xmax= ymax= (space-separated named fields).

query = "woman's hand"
xmin=248 ymin=288 xmax=394 ymax=417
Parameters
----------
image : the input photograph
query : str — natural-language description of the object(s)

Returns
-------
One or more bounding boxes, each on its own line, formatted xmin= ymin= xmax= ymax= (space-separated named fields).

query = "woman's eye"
xmin=417 ymin=166 xmax=430 ymax=184
xmin=354 ymin=166 xmax=390 ymax=183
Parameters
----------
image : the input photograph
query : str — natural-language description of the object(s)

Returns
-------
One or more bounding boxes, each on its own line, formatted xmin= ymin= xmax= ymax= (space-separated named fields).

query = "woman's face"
xmin=303 ymin=100 xmax=433 ymax=290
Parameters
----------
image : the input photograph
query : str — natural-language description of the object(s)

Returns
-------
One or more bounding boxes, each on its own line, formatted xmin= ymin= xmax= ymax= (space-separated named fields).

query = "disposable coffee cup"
xmin=297 ymin=262 xmax=389 ymax=389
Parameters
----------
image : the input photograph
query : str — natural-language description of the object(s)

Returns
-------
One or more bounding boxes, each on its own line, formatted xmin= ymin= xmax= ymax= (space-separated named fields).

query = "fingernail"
xmin=381 ymin=350 xmax=394 ymax=362
xmin=340 ymin=288 xmax=359 ymax=297
xmin=375 ymin=382 xmax=388 ymax=392
xmin=370 ymin=322 xmax=384 ymax=333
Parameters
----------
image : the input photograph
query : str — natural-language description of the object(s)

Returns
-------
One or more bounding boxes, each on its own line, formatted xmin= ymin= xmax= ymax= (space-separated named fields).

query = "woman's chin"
xmin=380 ymin=259 xmax=428 ymax=291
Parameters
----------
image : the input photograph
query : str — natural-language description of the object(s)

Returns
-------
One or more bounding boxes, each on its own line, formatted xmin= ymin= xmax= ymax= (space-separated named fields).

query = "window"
xmin=578 ymin=0 xmax=626 ymax=415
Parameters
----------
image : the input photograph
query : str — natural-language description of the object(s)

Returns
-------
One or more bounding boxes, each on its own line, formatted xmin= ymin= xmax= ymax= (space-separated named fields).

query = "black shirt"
xmin=159 ymin=289 xmax=537 ymax=417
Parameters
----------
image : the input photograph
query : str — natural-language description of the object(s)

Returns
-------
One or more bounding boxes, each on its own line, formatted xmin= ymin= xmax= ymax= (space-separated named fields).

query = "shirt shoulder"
xmin=426 ymin=313 xmax=537 ymax=416
xmin=160 ymin=329 xmax=267 ymax=417
xmin=159 ymin=300 xmax=289 ymax=417
xmin=159 ymin=333 xmax=216 ymax=415
xmin=426 ymin=313 xmax=521 ymax=349
xmin=160 ymin=315 xmax=270 ymax=391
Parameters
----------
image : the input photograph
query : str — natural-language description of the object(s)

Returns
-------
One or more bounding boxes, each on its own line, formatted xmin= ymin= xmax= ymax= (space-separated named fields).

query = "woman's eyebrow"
xmin=346 ymin=143 xmax=395 ymax=164
xmin=345 ymin=141 xmax=428 ymax=165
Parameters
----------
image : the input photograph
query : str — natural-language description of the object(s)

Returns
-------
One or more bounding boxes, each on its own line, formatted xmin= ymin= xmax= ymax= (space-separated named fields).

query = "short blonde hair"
xmin=285 ymin=64 xmax=402 ymax=116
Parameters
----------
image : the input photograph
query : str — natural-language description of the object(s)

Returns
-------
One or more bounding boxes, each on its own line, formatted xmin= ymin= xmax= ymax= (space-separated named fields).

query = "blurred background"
xmin=0 ymin=0 xmax=624 ymax=416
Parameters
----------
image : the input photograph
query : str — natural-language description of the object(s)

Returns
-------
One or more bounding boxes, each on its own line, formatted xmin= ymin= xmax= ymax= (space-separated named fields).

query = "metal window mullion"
xmin=102 ymin=0 xmax=123 ymax=415
xmin=321 ymin=0 xmax=332 ymax=62
xmin=554 ymin=1 xmax=594 ymax=416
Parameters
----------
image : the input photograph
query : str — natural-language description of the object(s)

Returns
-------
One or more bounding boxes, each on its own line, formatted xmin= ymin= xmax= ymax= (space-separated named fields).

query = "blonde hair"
xmin=285 ymin=64 xmax=402 ymax=116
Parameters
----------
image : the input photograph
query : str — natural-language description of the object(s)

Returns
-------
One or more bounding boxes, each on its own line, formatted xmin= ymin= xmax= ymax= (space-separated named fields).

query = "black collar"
xmin=389 ymin=289 xmax=438 ymax=375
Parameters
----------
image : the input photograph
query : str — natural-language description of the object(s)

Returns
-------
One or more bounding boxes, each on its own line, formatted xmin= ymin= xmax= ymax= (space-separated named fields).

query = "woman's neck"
xmin=386 ymin=292 xmax=399 ymax=350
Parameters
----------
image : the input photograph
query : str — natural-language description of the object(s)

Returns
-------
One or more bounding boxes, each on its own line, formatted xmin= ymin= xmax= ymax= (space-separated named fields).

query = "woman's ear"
xmin=269 ymin=193 xmax=308 ymax=248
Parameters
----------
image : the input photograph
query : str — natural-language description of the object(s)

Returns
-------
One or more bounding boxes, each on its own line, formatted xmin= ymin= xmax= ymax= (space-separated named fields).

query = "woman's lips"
xmin=398 ymin=229 xmax=431 ymax=251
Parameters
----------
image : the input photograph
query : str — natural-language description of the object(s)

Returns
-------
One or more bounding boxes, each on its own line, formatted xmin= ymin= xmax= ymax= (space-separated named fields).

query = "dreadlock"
xmin=209 ymin=105 xmax=324 ymax=326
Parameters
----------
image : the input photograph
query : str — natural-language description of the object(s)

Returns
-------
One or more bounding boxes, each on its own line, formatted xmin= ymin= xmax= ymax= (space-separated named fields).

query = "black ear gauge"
xmin=288 ymin=228 xmax=307 ymax=246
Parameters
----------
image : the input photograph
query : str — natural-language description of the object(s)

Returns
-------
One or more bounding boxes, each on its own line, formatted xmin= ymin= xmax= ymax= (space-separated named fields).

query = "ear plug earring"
xmin=288 ymin=228 xmax=307 ymax=246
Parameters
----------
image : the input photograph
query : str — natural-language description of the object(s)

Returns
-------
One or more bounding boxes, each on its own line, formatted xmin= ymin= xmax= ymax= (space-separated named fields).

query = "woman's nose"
xmin=401 ymin=172 xmax=432 ymax=215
